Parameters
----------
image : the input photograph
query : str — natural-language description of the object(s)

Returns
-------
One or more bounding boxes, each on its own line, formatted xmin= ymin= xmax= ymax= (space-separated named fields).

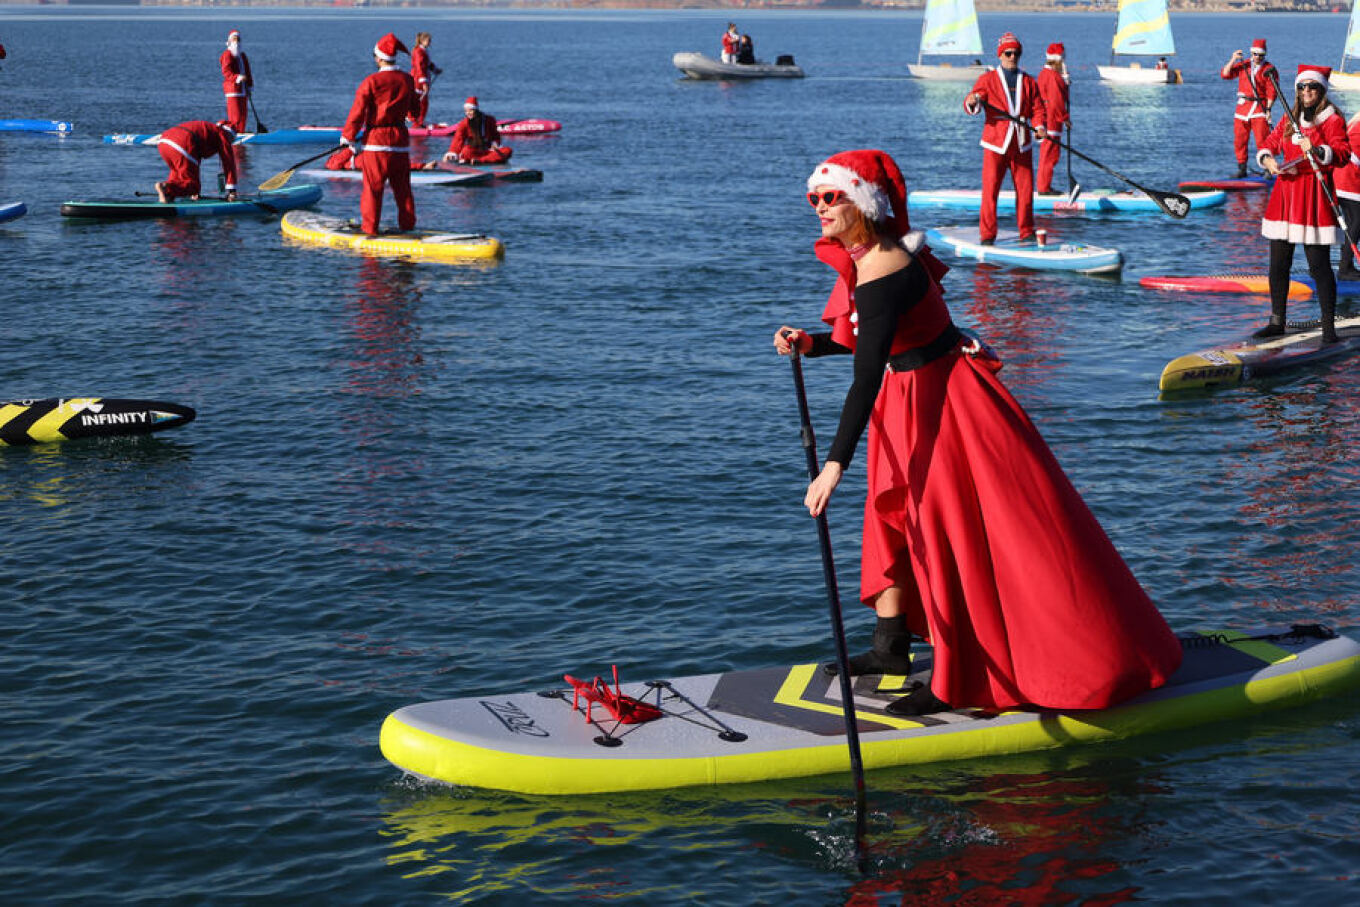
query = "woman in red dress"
xmin=1255 ymin=65 xmax=1352 ymax=343
xmin=773 ymin=149 xmax=1182 ymax=716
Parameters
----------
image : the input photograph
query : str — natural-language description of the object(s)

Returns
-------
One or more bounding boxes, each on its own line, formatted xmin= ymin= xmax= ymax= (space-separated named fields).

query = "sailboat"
xmin=1096 ymin=0 xmax=1182 ymax=84
xmin=1333 ymin=0 xmax=1360 ymax=92
xmin=908 ymin=0 xmax=988 ymax=81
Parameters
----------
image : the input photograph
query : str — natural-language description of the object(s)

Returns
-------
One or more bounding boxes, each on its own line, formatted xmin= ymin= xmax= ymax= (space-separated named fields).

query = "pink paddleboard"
xmin=1139 ymin=274 xmax=1312 ymax=299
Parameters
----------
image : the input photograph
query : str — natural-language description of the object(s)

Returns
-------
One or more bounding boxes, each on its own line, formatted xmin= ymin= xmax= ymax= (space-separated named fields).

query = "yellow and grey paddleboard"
xmin=1159 ymin=313 xmax=1360 ymax=392
xmin=281 ymin=210 xmax=503 ymax=263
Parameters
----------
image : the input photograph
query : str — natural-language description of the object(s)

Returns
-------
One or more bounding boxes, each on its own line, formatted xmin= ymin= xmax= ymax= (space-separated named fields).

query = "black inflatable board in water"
xmin=0 ymin=398 xmax=195 ymax=445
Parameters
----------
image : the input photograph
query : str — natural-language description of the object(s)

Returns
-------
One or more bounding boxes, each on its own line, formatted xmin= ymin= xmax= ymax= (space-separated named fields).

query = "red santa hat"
xmin=464 ymin=96 xmax=479 ymax=109
xmin=226 ymin=29 xmax=240 ymax=44
xmin=374 ymin=33 xmax=409 ymax=62
xmin=806 ymin=149 xmax=911 ymax=237
xmin=1251 ymin=39 xmax=1267 ymax=54
xmin=1046 ymin=43 xmax=1065 ymax=62
xmin=997 ymin=33 xmax=1022 ymax=57
xmin=1296 ymin=64 xmax=1331 ymax=89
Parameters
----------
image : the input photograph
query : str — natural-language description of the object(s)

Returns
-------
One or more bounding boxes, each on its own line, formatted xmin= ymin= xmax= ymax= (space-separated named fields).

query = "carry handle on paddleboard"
xmin=1263 ymin=68 xmax=1360 ymax=264
xmin=783 ymin=331 xmax=868 ymax=869
xmin=978 ymin=99 xmax=1190 ymax=218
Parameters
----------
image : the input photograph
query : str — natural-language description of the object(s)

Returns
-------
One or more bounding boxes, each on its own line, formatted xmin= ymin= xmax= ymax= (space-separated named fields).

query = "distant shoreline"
xmin=2 ymin=1 xmax=1346 ymax=12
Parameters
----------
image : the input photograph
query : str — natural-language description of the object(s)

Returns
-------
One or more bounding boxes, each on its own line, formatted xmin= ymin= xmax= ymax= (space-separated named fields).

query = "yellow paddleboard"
xmin=281 ymin=211 xmax=503 ymax=263
xmin=1160 ymin=313 xmax=1360 ymax=392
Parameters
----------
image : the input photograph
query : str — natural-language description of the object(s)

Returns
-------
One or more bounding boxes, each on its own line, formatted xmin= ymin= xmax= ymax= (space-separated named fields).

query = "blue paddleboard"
xmin=909 ymin=188 xmax=1226 ymax=214
xmin=0 ymin=118 xmax=74 ymax=134
xmin=926 ymin=226 xmax=1123 ymax=274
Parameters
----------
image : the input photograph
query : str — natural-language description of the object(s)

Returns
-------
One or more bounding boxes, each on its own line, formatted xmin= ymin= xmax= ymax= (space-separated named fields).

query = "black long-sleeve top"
xmin=806 ymin=260 xmax=929 ymax=467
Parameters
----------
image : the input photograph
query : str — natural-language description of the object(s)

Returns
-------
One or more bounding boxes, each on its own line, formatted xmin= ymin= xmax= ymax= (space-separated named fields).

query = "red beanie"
xmin=997 ymin=33 xmax=1022 ymax=57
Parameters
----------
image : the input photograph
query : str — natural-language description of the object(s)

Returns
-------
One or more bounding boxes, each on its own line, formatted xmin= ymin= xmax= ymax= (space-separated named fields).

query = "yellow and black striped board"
xmin=1159 ymin=313 xmax=1360 ymax=392
xmin=0 ymin=398 xmax=195 ymax=446
xmin=379 ymin=625 xmax=1360 ymax=795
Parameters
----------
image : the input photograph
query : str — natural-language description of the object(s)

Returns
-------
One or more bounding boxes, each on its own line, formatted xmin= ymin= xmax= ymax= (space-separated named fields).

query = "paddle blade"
xmin=1067 ymin=181 xmax=1082 ymax=205
xmin=1149 ymin=189 xmax=1192 ymax=219
xmin=257 ymin=168 xmax=294 ymax=192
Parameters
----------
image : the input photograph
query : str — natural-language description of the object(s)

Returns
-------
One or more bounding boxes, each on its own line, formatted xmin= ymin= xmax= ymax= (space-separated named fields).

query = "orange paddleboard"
xmin=1139 ymin=274 xmax=1313 ymax=300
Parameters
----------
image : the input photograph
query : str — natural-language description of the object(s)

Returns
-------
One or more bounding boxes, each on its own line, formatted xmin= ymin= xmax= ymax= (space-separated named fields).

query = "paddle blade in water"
xmin=257 ymin=169 xmax=294 ymax=192
xmin=1150 ymin=189 xmax=1191 ymax=219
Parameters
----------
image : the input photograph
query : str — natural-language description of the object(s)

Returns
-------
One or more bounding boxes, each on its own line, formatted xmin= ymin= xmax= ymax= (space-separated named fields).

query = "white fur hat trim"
xmin=807 ymin=161 xmax=890 ymax=222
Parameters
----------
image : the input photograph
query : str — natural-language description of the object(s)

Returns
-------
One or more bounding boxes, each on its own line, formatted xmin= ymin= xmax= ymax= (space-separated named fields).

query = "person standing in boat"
xmin=220 ymin=29 xmax=253 ymax=135
xmin=773 ymin=149 xmax=1181 ymax=716
xmin=1255 ymin=65 xmax=1350 ymax=343
xmin=444 ymin=97 xmax=513 ymax=165
xmin=410 ymin=32 xmax=442 ymax=129
xmin=1036 ymin=42 xmax=1070 ymax=196
xmin=721 ymin=23 xmax=740 ymax=64
xmin=1220 ymin=40 xmax=1278 ymax=179
xmin=736 ymin=34 xmax=756 ymax=66
xmin=154 ymin=120 xmax=237 ymax=203
xmin=1333 ymin=109 xmax=1360 ymax=282
xmin=341 ymin=32 xmax=420 ymax=237
xmin=964 ymin=32 xmax=1047 ymax=244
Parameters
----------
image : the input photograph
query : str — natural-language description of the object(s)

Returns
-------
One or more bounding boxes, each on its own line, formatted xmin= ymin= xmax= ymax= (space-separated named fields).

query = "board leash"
xmin=1179 ymin=624 xmax=1336 ymax=648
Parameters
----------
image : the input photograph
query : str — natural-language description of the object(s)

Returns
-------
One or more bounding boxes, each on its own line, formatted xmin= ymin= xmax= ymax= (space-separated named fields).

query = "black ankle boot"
xmin=824 ymin=615 xmax=912 ymax=677
xmin=1235 ymin=161 xmax=1248 ymax=179
xmin=884 ymin=681 xmax=950 ymax=716
xmin=1253 ymin=321 xmax=1286 ymax=338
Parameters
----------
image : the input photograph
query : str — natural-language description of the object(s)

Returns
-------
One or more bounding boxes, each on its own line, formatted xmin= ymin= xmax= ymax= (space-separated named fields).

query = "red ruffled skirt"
xmin=860 ymin=351 xmax=1182 ymax=711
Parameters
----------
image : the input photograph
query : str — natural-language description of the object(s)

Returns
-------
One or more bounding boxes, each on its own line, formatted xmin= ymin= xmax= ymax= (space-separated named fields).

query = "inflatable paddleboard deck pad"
xmin=927 ymin=227 xmax=1122 ymax=274
xmin=909 ymin=188 xmax=1226 ymax=214
xmin=1 ymin=398 xmax=195 ymax=445
xmin=60 ymin=185 xmax=322 ymax=220
xmin=380 ymin=625 xmax=1360 ymax=795
xmin=281 ymin=211 xmax=504 ymax=263
xmin=1159 ymin=314 xmax=1360 ymax=392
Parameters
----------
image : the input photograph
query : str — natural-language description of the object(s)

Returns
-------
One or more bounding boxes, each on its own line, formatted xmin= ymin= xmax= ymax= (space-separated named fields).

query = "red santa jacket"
xmin=1257 ymin=104 xmax=1350 ymax=229
xmin=1220 ymin=59 xmax=1277 ymax=121
xmin=220 ymin=48 xmax=252 ymax=98
xmin=160 ymin=120 xmax=238 ymax=189
xmin=1332 ymin=111 xmax=1360 ymax=201
xmin=342 ymin=66 xmax=419 ymax=153
xmin=411 ymin=45 xmax=433 ymax=88
xmin=1037 ymin=66 xmax=1069 ymax=132
xmin=965 ymin=67 xmax=1047 ymax=155
xmin=448 ymin=114 xmax=501 ymax=157
xmin=721 ymin=31 xmax=739 ymax=56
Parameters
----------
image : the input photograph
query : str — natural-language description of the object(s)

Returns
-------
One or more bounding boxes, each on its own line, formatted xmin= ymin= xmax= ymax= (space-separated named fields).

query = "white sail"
xmin=1111 ymin=0 xmax=1176 ymax=58
xmin=918 ymin=0 xmax=983 ymax=59
xmin=1342 ymin=0 xmax=1360 ymax=69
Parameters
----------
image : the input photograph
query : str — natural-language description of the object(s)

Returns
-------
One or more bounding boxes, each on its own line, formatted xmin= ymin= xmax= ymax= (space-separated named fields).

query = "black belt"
xmin=886 ymin=324 xmax=964 ymax=373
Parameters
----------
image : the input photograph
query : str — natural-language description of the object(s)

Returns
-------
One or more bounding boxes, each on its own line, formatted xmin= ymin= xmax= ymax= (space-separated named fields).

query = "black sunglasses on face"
xmin=1001 ymin=50 xmax=1018 ymax=58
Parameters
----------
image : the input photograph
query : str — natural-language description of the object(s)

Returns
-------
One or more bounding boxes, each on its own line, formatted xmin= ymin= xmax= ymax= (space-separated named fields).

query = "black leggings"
xmin=1270 ymin=239 xmax=1335 ymax=329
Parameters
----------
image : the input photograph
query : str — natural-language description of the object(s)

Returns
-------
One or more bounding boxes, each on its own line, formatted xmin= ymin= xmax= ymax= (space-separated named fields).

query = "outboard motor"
xmin=776 ymin=54 xmax=795 ymax=67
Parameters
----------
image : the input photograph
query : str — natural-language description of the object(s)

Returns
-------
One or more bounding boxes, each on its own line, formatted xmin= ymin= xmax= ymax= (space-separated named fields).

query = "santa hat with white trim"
xmin=1296 ymin=64 xmax=1331 ymax=90
xmin=1251 ymin=39 xmax=1267 ymax=54
xmin=1046 ymin=43 xmax=1065 ymax=62
xmin=226 ymin=29 xmax=240 ymax=45
xmin=374 ymin=33 xmax=409 ymax=62
xmin=806 ymin=149 xmax=912 ymax=239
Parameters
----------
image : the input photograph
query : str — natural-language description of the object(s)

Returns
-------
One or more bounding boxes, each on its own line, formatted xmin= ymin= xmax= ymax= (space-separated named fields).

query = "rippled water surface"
xmin=2 ymin=7 xmax=1358 ymax=903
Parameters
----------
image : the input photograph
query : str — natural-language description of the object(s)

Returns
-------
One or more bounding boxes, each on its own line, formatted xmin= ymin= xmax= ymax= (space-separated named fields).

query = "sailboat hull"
xmin=1097 ymin=64 xmax=1179 ymax=84
xmin=1330 ymin=72 xmax=1360 ymax=93
xmin=908 ymin=62 xmax=989 ymax=81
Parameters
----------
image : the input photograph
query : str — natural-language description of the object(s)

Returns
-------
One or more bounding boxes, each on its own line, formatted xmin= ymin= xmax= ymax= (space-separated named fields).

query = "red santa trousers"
xmin=358 ymin=150 xmax=415 ymax=236
xmin=224 ymin=96 xmax=248 ymax=135
xmin=980 ymin=146 xmax=1035 ymax=241
xmin=157 ymin=142 xmax=201 ymax=199
xmin=457 ymin=146 xmax=513 ymax=165
xmin=858 ymin=353 xmax=1182 ymax=711
xmin=1036 ymin=130 xmax=1063 ymax=194
xmin=1234 ymin=117 xmax=1270 ymax=166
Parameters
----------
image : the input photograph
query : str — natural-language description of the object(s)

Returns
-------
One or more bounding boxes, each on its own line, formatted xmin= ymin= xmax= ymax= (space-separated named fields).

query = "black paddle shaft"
xmin=787 ymin=345 xmax=868 ymax=864
xmin=248 ymin=91 xmax=268 ymax=134
xmin=978 ymin=100 xmax=1191 ymax=218
xmin=1263 ymin=68 xmax=1360 ymax=263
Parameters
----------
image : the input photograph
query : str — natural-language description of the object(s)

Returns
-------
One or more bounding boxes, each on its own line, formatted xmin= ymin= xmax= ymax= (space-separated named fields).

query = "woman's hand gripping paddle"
xmin=257 ymin=144 xmax=345 ymax=192
xmin=980 ymin=100 xmax=1190 ymax=218
xmin=784 ymin=331 xmax=869 ymax=870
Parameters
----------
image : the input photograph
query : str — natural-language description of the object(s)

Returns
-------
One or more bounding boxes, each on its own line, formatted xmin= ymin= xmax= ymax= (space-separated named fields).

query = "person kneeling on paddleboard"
xmin=964 ymin=33 xmax=1047 ymax=245
xmin=154 ymin=120 xmax=237 ymax=203
xmin=443 ymin=97 xmax=513 ymax=166
xmin=342 ymin=32 xmax=420 ymax=237
xmin=774 ymin=150 xmax=1181 ymax=717
xmin=1255 ymin=65 xmax=1351 ymax=344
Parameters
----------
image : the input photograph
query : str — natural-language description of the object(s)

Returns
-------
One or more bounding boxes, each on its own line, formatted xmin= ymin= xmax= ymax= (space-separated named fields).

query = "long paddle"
xmin=785 ymin=337 xmax=868 ymax=869
xmin=1263 ymin=68 xmax=1360 ymax=264
xmin=258 ymin=144 xmax=344 ymax=192
xmin=248 ymin=90 xmax=269 ymax=134
xmin=1065 ymin=120 xmax=1081 ymax=204
xmin=980 ymin=100 xmax=1191 ymax=218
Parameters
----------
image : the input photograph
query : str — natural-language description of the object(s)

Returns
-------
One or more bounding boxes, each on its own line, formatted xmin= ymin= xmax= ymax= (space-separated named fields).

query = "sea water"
xmin=1 ymin=7 xmax=1357 ymax=903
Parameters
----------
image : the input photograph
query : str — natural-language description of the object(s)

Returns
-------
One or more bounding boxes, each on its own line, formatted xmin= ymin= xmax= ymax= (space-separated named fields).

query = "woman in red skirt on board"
xmin=773 ymin=149 xmax=1181 ymax=716
xmin=1255 ymin=64 xmax=1352 ymax=343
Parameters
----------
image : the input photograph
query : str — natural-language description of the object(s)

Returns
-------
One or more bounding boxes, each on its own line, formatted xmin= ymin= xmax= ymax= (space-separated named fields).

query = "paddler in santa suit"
xmin=324 ymin=144 xmax=438 ymax=172
xmin=220 ymin=29 xmax=253 ymax=135
xmin=443 ymin=97 xmax=513 ymax=165
xmin=341 ymin=32 xmax=420 ymax=237
xmin=964 ymin=33 xmax=1047 ymax=244
xmin=409 ymin=32 xmax=442 ymax=129
xmin=154 ymin=120 xmax=238 ymax=203
xmin=1254 ymin=64 xmax=1351 ymax=343
xmin=1035 ymin=42 xmax=1070 ymax=196
xmin=1220 ymin=39 xmax=1277 ymax=179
